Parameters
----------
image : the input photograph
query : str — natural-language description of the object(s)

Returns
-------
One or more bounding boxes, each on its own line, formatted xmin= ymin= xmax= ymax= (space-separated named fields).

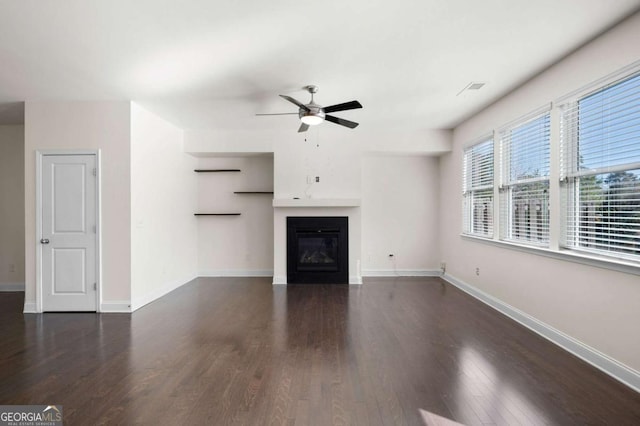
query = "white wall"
xmin=273 ymin=131 xmax=362 ymax=200
xmin=439 ymin=12 xmax=640 ymax=373
xmin=185 ymin=126 xmax=451 ymax=284
xmin=185 ymin=127 xmax=451 ymax=202
xmin=197 ymin=155 xmax=274 ymax=275
xmin=130 ymin=103 xmax=198 ymax=310
xmin=24 ymin=101 xmax=132 ymax=310
xmin=0 ymin=125 xmax=25 ymax=290
xmin=185 ymin=128 xmax=451 ymax=158
xmin=361 ymin=155 xmax=440 ymax=275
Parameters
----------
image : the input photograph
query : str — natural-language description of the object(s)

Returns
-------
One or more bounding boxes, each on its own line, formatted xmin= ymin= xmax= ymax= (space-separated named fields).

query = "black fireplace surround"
xmin=287 ymin=216 xmax=348 ymax=284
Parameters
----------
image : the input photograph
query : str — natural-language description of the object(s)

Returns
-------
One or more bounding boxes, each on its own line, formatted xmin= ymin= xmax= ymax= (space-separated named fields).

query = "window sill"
xmin=460 ymin=234 xmax=640 ymax=276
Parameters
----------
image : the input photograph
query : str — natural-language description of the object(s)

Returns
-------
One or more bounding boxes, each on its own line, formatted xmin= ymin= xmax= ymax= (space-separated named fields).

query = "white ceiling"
xmin=0 ymin=0 xmax=638 ymax=130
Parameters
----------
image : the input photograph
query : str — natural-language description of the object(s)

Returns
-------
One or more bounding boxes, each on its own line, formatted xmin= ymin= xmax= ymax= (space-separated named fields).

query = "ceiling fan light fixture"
xmin=259 ymin=85 xmax=361 ymax=132
xmin=300 ymin=113 xmax=324 ymax=125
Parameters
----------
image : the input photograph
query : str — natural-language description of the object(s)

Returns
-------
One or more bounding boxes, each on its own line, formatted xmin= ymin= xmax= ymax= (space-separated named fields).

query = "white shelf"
xmin=272 ymin=198 xmax=361 ymax=208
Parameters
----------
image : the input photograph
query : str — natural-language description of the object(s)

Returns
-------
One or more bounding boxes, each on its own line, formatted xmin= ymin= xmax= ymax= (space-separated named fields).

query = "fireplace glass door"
xmin=287 ymin=217 xmax=348 ymax=284
xmin=297 ymin=234 xmax=339 ymax=271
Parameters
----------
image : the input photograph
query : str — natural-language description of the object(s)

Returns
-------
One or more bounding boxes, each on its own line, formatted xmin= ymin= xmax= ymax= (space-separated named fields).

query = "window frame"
xmin=460 ymin=61 xmax=640 ymax=274
xmin=498 ymin=107 xmax=551 ymax=247
xmin=462 ymin=136 xmax=494 ymax=238
xmin=559 ymin=70 xmax=640 ymax=262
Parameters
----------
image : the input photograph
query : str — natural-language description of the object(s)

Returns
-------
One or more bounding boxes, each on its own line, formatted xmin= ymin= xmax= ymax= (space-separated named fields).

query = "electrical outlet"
xmin=315 ymin=176 xmax=320 ymax=183
xmin=306 ymin=176 xmax=313 ymax=184
xmin=440 ymin=262 xmax=446 ymax=273
xmin=475 ymin=267 xmax=480 ymax=276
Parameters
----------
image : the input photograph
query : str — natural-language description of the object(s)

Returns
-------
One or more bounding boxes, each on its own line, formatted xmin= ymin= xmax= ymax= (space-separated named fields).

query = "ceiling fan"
xmin=257 ymin=85 xmax=363 ymax=133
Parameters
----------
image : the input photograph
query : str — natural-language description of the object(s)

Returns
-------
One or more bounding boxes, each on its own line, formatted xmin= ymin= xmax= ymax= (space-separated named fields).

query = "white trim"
xmin=130 ymin=274 xmax=198 ymax=312
xmin=23 ymin=301 xmax=37 ymax=313
xmin=100 ymin=301 xmax=131 ymax=313
xmin=35 ymin=150 xmax=101 ymax=313
xmin=35 ymin=152 xmax=43 ymax=313
xmin=462 ymin=234 xmax=640 ymax=276
xmin=462 ymin=133 xmax=494 ymax=150
xmin=555 ymin=59 xmax=640 ymax=105
xmin=272 ymin=276 xmax=287 ymax=285
xmin=272 ymin=276 xmax=361 ymax=284
xmin=0 ymin=282 xmax=25 ymax=291
xmin=36 ymin=149 xmax=101 ymax=156
xmin=199 ymin=269 xmax=274 ymax=277
xmin=361 ymin=269 xmax=441 ymax=277
xmin=273 ymin=198 xmax=360 ymax=208
xmin=96 ymin=150 xmax=102 ymax=312
xmin=442 ymin=272 xmax=640 ymax=393
xmin=496 ymin=103 xmax=552 ymax=134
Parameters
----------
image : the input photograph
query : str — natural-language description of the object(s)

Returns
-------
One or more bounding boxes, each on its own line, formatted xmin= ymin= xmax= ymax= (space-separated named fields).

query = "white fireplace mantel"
xmin=272 ymin=200 xmax=362 ymax=285
xmin=272 ymin=198 xmax=361 ymax=208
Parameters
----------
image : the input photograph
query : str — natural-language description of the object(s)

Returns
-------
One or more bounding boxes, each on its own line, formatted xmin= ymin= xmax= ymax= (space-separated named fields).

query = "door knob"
xmin=40 ymin=239 xmax=49 ymax=244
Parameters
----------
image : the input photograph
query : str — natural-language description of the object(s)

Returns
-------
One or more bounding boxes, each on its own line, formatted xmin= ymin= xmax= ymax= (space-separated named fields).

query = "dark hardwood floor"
xmin=1 ymin=277 xmax=639 ymax=425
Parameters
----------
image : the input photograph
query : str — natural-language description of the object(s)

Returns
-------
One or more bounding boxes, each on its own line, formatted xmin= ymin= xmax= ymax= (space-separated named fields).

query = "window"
xmin=461 ymin=64 xmax=640 ymax=270
xmin=560 ymin=72 xmax=640 ymax=260
xmin=463 ymin=138 xmax=494 ymax=237
xmin=499 ymin=112 xmax=551 ymax=245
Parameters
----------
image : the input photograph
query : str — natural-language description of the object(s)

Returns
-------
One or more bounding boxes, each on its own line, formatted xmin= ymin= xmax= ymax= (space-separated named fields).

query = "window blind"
xmin=463 ymin=139 xmax=494 ymax=237
xmin=499 ymin=113 xmax=551 ymax=245
xmin=560 ymin=71 xmax=640 ymax=259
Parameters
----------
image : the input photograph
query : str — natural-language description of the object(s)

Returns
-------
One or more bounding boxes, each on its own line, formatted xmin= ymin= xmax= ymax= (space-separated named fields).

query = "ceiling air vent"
xmin=457 ymin=82 xmax=486 ymax=96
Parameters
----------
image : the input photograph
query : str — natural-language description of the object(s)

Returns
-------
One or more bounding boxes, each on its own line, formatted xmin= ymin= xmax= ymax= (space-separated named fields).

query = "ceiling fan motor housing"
xmin=299 ymin=102 xmax=325 ymax=124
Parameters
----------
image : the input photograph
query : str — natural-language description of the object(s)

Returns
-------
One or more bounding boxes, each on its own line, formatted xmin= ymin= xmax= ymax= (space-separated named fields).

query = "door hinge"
xmin=94 ymin=283 xmax=97 ymax=291
xmin=92 ymin=168 xmax=97 ymax=176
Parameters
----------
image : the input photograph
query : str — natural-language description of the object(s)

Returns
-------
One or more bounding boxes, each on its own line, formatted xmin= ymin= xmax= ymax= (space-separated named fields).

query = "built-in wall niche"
xmin=195 ymin=155 xmax=275 ymax=274
xmin=194 ymin=167 xmax=274 ymax=216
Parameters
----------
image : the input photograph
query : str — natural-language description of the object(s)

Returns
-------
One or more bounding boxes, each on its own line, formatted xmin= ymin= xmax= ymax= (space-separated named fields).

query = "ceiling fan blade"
xmin=325 ymin=115 xmax=359 ymax=129
xmin=298 ymin=123 xmax=310 ymax=133
xmin=322 ymin=100 xmax=362 ymax=114
xmin=280 ymin=95 xmax=310 ymax=111
xmin=255 ymin=113 xmax=299 ymax=116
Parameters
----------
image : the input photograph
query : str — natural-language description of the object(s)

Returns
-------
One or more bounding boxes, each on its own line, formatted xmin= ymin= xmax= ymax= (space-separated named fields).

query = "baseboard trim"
xmin=199 ymin=270 xmax=273 ymax=277
xmin=442 ymin=272 xmax=640 ymax=393
xmin=272 ymin=276 xmax=361 ymax=285
xmin=130 ymin=274 xmax=198 ymax=312
xmin=272 ymin=276 xmax=286 ymax=285
xmin=23 ymin=301 xmax=37 ymax=313
xmin=0 ymin=282 xmax=25 ymax=291
xmin=100 ymin=301 xmax=131 ymax=313
xmin=362 ymin=269 xmax=441 ymax=277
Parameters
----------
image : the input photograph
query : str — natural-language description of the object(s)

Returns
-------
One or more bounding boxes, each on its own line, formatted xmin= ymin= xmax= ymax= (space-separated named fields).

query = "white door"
xmin=41 ymin=154 xmax=97 ymax=311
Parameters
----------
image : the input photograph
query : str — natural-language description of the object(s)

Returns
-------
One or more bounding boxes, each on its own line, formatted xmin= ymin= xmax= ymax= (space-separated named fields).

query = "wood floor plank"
xmin=1 ymin=279 xmax=639 ymax=425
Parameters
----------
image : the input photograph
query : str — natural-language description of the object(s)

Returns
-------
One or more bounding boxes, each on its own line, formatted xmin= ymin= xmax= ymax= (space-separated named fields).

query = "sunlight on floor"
xmin=419 ymin=409 xmax=465 ymax=425
xmin=455 ymin=346 xmax=549 ymax=424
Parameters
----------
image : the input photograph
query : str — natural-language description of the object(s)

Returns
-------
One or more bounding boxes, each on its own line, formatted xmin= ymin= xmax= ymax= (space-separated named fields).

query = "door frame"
xmin=35 ymin=150 xmax=102 ymax=313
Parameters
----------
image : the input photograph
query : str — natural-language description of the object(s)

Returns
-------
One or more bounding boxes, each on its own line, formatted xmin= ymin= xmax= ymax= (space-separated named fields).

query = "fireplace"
xmin=287 ymin=216 xmax=348 ymax=284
